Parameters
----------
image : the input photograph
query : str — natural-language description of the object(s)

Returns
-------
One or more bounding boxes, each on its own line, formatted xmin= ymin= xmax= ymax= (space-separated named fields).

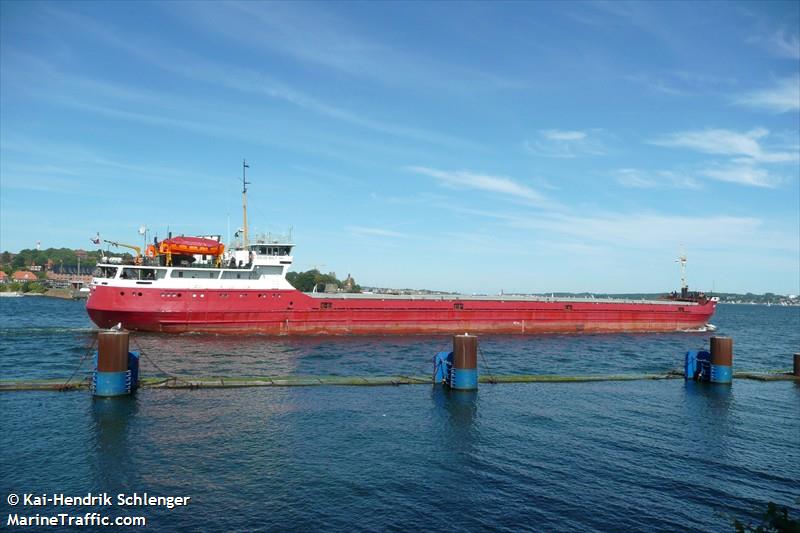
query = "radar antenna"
xmin=242 ymin=159 xmax=250 ymax=247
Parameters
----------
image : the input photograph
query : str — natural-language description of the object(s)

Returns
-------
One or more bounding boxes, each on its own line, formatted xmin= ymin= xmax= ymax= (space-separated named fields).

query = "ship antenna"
xmin=242 ymin=158 xmax=250 ymax=248
xmin=676 ymin=247 xmax=688 ymax=292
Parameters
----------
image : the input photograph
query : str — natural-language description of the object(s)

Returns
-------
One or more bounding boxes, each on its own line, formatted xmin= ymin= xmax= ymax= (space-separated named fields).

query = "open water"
xmin=0 ymin=297 xmax=798 ymax=531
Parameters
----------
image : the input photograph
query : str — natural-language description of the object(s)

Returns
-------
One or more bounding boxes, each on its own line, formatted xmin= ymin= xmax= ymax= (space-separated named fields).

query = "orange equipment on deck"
xmin=152 ymin=237 xmax=225 ymax=266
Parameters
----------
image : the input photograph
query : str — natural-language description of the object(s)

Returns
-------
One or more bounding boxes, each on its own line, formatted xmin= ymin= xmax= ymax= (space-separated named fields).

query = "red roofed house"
xmin=12 ymin=271 xmax=38 ymax=282
xmin=0 ymin=271 xmax=7 ymax=284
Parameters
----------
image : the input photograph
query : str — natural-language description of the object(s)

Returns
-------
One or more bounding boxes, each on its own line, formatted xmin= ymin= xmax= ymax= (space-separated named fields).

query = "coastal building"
xmin=46 ymin=265 xmax=93 ymax=285
xmin=0 ymin=271 xmax=7 ymax=284
xmin=12 ymin=271 xmax=38 ymax=282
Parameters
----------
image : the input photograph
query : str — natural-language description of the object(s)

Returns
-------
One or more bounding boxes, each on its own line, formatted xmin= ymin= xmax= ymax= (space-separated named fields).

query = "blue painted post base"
xmin=432 ymin=350 xmax=478 ymax=389
xmin=710 ymin=364 xmax=732 ymax=384
xmin=93 ymin=370 xmax=132 ymax=397
xmin=451 ymin=368 xmax=478 ymax=390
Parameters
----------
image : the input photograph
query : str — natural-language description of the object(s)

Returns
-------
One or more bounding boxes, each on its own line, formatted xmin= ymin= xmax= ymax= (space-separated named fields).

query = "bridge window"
xmin=252 ymin=266 xmax=282 ymax=278
xmin=172 ymin=269 xmax=220 ymax=279
xmin=95 ymin=266 xmax=118 ymax=279
xmin=122 ymin=268 xmax=163 ymax=280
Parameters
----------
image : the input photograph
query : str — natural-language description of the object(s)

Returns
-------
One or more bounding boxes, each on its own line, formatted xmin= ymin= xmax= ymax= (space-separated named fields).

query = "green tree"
xmin=27 ymin=282 xmax=47 ymax=294
xmin=286 ymin=269 xmax=361 ymax=293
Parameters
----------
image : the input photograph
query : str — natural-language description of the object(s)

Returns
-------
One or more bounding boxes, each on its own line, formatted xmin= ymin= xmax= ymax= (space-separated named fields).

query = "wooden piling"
xmin=97 ymin=330 xmax=130 ymax=372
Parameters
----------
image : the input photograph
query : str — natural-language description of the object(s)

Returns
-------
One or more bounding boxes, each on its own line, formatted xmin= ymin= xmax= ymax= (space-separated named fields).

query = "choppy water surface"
xmin=1 ymin=297 xmax=798 ymax=531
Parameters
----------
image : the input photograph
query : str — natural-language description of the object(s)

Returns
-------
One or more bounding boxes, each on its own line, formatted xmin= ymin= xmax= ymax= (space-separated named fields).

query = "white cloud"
xmin=615 ymin=169 xmax=657 ymax=188
xmin=700 ymin=163 xmax=778 ymax=188
xmin=37 ymin=7 xmax=478 ymax=151
xmin=769 ymin=29 xmax=800 ymax=59
xmin=650 ymin=127 xmax=797 ymax=163
xmin=520 ymin=212 xmax=766 ymax=249
xmin=408 ymin=166 xmax=552 ymax=207
xmin=542 ymin=130 xmax=587 ymax=141
xmin=346 ymin=226 xmax=407 ymax=238
xmin=399 ymin=183 xmax=787 ymax=252
xmin=615 ymin=169 xmax=701 ymax=190
xmin=744 ymin=15 xmax=800 ymax=59
xmin=734 ymin=77 xmax=800 ymax=113
xmin=625 ymin=70 xmax=737 ymax=96
xmin=525 ymin=129 xmax=608 ymax=158
xmin=428 ymin=200 xmax=782 ymax=252
xmin=649 ymin=127 xmax=797 ymax=188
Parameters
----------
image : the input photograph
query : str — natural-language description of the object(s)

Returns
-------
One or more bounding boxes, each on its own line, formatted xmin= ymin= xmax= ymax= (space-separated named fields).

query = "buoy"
xmin=451 ymin=334 xmax=478 ymax=390
xmin=709 ymin=336 xmax=733 ymax=384
xmin=93 ymin=330 xmax=139 ymax=397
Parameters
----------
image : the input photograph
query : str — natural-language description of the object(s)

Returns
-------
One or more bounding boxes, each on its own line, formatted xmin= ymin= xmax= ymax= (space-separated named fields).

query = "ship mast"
xmin=242 ymin=159 xmax=250 ymax=248
xmin=676 ymin=248 xmax=688 ymax=292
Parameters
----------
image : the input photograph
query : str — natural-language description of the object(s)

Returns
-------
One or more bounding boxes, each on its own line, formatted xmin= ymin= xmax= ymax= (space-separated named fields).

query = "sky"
xmin=1 ymin=1 xmax=798 ymax=294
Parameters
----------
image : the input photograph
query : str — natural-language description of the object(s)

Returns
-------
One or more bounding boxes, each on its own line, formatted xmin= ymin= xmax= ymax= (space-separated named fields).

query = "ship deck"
xmin=304 ymin=292 xmax=700 ymax=306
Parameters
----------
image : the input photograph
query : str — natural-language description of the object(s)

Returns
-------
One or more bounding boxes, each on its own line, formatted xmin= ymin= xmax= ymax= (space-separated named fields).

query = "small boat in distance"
xmin=85 ymin=161 xmax=717 ymax=334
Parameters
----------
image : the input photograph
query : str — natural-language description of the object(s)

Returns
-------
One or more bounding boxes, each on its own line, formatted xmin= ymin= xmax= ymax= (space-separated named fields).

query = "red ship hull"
xmin=86 ymin=286 xmax=716 ymax=335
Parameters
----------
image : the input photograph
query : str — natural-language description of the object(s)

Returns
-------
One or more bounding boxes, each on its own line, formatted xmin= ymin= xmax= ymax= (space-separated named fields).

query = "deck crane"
xmin=103 ymin=239 xmax=143 ymax=264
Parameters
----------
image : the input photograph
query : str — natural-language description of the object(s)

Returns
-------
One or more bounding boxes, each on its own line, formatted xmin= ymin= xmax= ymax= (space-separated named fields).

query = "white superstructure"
xmin=92 ymin=241 xmax=296 ymax=291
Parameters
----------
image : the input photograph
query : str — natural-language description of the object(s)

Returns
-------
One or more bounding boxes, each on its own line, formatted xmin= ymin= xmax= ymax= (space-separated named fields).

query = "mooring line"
xmin=130 ymin=337 xmax=195 ymax=389
xmin=59 ymin=337 xmax=98 ymax=392
xmin=478 ymin=345 xmax=498 ymax=384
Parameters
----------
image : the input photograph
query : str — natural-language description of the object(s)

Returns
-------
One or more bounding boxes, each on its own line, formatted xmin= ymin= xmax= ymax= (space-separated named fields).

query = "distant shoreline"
xmin=0 ymin=290 xmax=81 ymax=300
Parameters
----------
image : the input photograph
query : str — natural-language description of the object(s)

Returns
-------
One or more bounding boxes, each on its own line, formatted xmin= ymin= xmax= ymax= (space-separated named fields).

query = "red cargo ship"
xmin=86 ymin=232 xmax=717 ymax=335
xmin=86 ymin=162 xmax=717 ymax=334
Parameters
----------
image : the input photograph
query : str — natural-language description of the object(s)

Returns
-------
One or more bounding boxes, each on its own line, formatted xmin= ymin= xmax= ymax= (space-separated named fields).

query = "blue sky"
xmin=1 ymin=1 xmax=798 ymax=294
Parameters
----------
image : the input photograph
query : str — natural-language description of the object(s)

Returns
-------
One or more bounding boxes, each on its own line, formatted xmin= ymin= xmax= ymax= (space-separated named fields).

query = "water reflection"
xmin=682 ymin=380 xmax=734 ymax=456
xmin=431 ymin=386 xmax=478 ymax=452
xmin=130 ymin=332 xmax=445 ymax=378
xmin=91 ymin=395 xmax=138 ymax=490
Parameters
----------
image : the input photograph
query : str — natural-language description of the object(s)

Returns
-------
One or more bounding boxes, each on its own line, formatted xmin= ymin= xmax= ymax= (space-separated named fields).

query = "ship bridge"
xmin=226 ymin=232 xmax=294 ymax=272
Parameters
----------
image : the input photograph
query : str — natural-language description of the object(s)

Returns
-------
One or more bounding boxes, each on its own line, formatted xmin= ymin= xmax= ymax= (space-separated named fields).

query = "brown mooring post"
xmin=709 ymin=336 xmax=733 ymax=384
xmin=97 ymin=330 xmax=130 ymax=373
xmin=451 ymin=334 xmax=478 ymax=390
xmin=794 ymin=353 xmax=800 ymax=377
